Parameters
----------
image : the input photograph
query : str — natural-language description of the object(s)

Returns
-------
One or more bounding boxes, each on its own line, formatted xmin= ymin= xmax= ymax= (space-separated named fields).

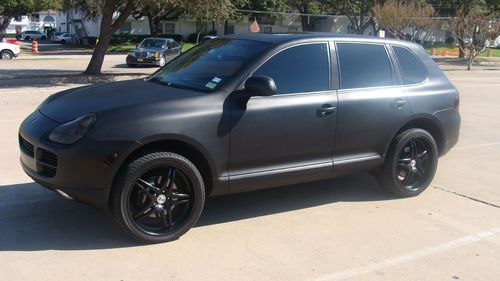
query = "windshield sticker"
xmin=205 ymin=82 xmax=217 ymax=89
xmin=211 ymin=77 xmax=222 ymax=83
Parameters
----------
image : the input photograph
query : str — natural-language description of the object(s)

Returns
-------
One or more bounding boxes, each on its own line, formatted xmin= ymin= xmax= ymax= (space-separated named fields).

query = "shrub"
xmin=158 ymin=34 xmax=183 ymax=42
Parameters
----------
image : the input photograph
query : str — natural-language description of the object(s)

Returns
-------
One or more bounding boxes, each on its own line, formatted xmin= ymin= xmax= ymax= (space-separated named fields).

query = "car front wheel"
xmin=376 ymin=128 xmax=438 ymax=197
xmin=111 ymin=152 xmax=205 ymax=243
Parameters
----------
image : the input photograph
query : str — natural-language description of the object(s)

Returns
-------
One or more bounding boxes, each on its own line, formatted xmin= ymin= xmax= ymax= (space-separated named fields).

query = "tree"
xmin=451 ymin=6 xmax=500 ymax=70
xmin=176 ymin=0 xmax=241 ymax=43
xmin=326 ymin=0 xmax=378 ymax=35
xmin=0 ymin=0 xmax=62 ymax=36
xmin=73 ymin=0 xmax=137 ymax=74
xmin=132 ymin=0 xmax=184 ymax=36
xmin=373 ymin=0 xmax=435 ymax=40
xmin=289 ymin=0 xmax=328 ymax=31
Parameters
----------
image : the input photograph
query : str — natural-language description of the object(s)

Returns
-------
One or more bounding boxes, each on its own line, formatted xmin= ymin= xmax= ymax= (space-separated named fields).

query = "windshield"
xmin=139 ymin=39 xmax=166 ymax=48
xmin=149 ymin=39 xmax=271 ymax=92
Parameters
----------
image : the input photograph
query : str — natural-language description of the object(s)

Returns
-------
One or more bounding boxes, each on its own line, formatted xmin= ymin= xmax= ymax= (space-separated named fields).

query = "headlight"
xmin=48 ymin=113 xmax=96 ymax=144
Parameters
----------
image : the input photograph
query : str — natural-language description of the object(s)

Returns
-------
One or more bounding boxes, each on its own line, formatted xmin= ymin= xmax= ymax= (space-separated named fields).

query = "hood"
xmin=38 ymin=79 xmax=196 ymax=123
xmin=131 ymin=47 xmax=164 ymax=53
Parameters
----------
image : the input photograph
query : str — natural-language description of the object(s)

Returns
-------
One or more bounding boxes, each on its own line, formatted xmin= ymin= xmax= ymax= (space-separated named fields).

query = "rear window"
xmin=336 ymin=43 xmax=394 ymax=89
xmin=393 ymin=46 xmax=427 ymax=84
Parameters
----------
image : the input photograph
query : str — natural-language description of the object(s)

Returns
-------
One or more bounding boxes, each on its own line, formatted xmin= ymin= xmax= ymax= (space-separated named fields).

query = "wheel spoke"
xmin=410 ymin=139 xmax=417 ymax=159
xmin=134 ymin=206 xmax=155 ymax=221
xmin=172 ymin=192 xmax=190 ymax=199
xmin=136 ymin=178 xmax=159 ymax=196
xmin=156 ymin=209 xmax=171 ymax=229
xmin=402 ymin=169 xmax=415 ymax=185
xmin=166 ymin=168 xmax=176 ymax=194
xmin=172 ymin=199 xmax=190 ymax=207
xmin=398 ymin=158 xmax=412 ymax=164
xmin=417 ymin=163 xmax=426 ymax=178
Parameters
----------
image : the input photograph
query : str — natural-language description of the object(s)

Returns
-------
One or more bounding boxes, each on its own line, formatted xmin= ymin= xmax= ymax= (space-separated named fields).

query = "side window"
xmin=336 ymin=43 xmax=393 ymax=89
xmin=253 ymin=43 xmax=330 ymax=95
xmin=393 ymin=46 xmax=427 ymax=84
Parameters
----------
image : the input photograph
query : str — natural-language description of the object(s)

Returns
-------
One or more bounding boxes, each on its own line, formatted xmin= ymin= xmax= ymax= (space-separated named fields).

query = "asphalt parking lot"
xmin=0 ymin=58 xmax=499 ymax=280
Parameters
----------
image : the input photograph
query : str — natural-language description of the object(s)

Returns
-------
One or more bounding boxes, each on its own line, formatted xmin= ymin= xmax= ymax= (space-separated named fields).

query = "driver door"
xmin=228 ymin=42 xmax=338 ymax=192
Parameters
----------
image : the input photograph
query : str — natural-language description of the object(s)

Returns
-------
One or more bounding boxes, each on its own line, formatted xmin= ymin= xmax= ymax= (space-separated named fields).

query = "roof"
xmin=220 ymin=32 xmax=403 ymax=45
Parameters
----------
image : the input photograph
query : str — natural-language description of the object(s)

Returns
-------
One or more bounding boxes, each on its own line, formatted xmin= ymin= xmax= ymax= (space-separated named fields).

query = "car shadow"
xmin=0 ymin=173 xmax=392 ymax=251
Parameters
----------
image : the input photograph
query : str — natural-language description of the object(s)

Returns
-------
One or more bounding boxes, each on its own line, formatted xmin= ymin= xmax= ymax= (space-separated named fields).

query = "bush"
xmin=82 ymin=36 xmax=98 ymax=46
xmin=110 ymin=34 xmax=150 ymax=45
xmin=187 ymin=33 xmax=205 ymax=43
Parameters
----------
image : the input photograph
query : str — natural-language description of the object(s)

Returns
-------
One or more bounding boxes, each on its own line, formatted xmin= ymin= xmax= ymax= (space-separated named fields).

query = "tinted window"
xmin=253 ymin=43 xmax=330 ymax=94
xmin=393 ymin=46 xmax=427 ymax=84
xmin=337 ymin=43 xmax=393 ymax=89
xmin=150 ymin=39 xmax=271 ymax=92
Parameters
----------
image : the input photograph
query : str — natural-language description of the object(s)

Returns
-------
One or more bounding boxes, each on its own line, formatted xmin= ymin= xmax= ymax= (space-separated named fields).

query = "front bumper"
xmin=19 ymin=110 xmax=139 ymax=209
xmin=126 ymin=55 xmax=161 ymax=66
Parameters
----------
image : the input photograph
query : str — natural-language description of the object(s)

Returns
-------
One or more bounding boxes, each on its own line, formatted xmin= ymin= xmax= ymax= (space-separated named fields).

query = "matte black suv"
xmin=19 ymin=33 xmax=460 ymax=243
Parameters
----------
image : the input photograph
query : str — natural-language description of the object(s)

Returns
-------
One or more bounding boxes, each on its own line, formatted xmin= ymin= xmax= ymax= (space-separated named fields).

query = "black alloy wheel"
xmin=112 ymin=152 xmax=205 ymax=243
xmin=377 ymin=128 xmax=438 ymax=197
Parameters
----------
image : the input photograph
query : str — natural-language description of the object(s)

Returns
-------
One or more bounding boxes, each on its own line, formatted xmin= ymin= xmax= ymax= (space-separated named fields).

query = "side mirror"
xmin=244 ymin=76 xmax=276 ymax=97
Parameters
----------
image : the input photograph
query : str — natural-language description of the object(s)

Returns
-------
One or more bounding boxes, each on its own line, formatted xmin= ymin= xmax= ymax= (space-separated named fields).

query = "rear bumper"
xmin=19 ymin=110 xmax=139 ymax=209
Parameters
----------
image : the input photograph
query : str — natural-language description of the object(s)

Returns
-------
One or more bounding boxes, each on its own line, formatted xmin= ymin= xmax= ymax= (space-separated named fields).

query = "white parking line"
xmin=313 ymin=228 xmax=500 ymax=281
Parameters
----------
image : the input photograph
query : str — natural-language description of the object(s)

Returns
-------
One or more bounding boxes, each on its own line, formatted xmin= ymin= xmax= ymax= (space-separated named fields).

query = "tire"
xmin=25 ymin=36 xmax=31 ymax=41
xmin=111 ymin=152 xmax=205 ymax=243
xmin=61 ymin=39 xmax=66 ymax=44
xmin=0 ymin=50 xmax=13 ymax=60
xmin=41 ymin=36 xmax=46 ymax=40
xmin=376 ymin=128 xmax=438 ymax=197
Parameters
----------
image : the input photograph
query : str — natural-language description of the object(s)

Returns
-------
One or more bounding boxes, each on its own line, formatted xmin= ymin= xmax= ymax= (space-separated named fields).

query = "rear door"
xmin=229 ymin=42 xmax=338 ymax=191
xmin=333 ymin=42 xmax=411 ymax=176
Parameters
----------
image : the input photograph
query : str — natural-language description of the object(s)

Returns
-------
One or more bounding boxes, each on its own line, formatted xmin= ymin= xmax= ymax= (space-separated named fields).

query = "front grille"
xmin=19 ymin=135 xmax=34 ymax=157
xmin=37 ymin=148 xmax=57 ymax=177
xmin=135 ymin=51 xmax=147 ymax=58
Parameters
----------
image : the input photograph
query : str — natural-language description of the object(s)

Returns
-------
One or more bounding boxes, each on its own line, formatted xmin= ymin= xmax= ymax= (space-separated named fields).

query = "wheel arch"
xmin=388 ymin=115 xmax=445 ymax=156
xmin=114 ymin=135 xmax=216 ymax=197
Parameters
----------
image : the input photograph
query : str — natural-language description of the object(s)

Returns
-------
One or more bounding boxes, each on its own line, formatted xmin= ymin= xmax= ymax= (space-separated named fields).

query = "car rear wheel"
xmin=1 ymin=50 xmax=13 ymax=60
xmin=25 ymin=36 xmax=31 ymax=41
xmin=111 ymin=152 xmax=205 ymax=243
xmin=61 ymin=39 xmax=66 ymax=44
xmin=376 ymin=128 xmax=438 ymax=197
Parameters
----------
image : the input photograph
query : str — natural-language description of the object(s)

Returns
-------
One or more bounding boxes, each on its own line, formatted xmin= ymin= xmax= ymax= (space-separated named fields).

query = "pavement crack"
xmin=432 ymin=185 xmax=500 ymax=208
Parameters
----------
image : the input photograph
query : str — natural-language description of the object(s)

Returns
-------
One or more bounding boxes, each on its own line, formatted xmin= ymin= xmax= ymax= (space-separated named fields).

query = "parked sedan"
xmin=54 ymin=32 xmax=80 ymax=44
xmin=126 ymin=38 xmax=182 ymax=67
xmin=19 ymin=33 xmax=460 ymax=243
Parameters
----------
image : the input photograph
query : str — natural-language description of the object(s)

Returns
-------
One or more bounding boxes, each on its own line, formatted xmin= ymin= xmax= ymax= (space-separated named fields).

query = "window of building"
xmin=253 ymin=43 xmax=330 ymax=95
xmin=117 ymin=21 xmax=131 ymax=34
xmin=262 ymin=26 xmax=272 ymax=33
xmin=393 ymin=46 xmax=427 ymax=84
xmin=336 ymin=43 xmax=394 ymax=89
xmin=162 ymin=22 xmax=175 ymax=34
xmin=288 ymin=27 xmax=299 ymax=33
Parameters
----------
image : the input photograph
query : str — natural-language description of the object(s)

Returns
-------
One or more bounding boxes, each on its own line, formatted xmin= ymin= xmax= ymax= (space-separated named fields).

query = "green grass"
xmin=425 ymin=45 xmax=500 ymax=57
xmin=107 ymin=42 xmax=196 ymax=53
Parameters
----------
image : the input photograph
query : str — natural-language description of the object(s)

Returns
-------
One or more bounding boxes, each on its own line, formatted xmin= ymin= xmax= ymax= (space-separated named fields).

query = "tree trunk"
xmin=458 ymin=38 xmax=465 ymax=58
xmin=84 ymin=0 xmax=134 ymax=75
xmin=0 ymin=16 xmax=13 ymax=36
xmin=467 ymin=56 xmax=472 ymax=70
xmin=148 ymin=15 xmax=159 ymax=36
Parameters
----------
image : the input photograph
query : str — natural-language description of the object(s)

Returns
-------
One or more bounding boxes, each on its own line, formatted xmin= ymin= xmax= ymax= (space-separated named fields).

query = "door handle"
xmin=318 ymin=105 xmax=336 ymax=116
xmin=391 ymin=98 xmax=406 ymax=109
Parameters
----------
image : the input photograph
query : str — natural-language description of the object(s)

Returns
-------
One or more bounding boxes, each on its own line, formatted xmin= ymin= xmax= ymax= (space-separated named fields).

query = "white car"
xmin=0 ymin=42 xmax=21 ymax=60
xmin=53 ymin=32 xmax=80 ymax=44
xmin=21 ymin=30 xmax=47 ymax=41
